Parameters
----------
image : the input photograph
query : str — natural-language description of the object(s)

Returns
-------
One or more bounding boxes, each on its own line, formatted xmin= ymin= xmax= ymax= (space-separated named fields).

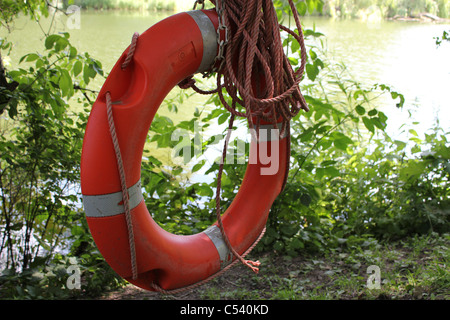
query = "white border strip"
xmin=83 ymin=180 xmax=144 ymax=218
xmin=187 ymin=10 xmax=218 ymax=74
xmin=203 ymin=225 xmax=233 ymax=269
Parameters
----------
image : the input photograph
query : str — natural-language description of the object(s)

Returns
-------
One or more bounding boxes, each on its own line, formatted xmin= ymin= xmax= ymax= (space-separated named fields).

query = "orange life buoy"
xmin=80 ymin=9 xmax=288 ymax=291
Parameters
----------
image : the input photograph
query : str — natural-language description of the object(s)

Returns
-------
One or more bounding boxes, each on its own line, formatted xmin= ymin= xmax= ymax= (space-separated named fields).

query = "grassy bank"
xmin=100 ymin=233 xmax=449 ymax=300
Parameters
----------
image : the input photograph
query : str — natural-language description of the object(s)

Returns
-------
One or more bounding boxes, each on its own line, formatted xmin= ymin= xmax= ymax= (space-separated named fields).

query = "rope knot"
xmin=178 ymin=76 xmax=196 ymax=90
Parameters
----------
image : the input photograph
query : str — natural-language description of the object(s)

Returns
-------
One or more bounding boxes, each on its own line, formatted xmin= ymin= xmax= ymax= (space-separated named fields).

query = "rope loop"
xmin=121 ymin=32 xmax=139 ymax=70
xmin=193 ymin=0 xmax=205 ymax=10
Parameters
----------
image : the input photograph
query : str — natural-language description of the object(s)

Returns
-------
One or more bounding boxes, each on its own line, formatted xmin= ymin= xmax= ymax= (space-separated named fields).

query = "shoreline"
xmin=73 ymin=6 xmax=450 ymax=24
xmin=388 ymin=12 xmax=450 ymax=23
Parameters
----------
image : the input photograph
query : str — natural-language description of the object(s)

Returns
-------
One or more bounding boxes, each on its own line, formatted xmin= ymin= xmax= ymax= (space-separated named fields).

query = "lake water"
xmin=308 ymin=17 xmax=450 ymax=140
xmin=4 ymin=10 xmax=449 ymax=141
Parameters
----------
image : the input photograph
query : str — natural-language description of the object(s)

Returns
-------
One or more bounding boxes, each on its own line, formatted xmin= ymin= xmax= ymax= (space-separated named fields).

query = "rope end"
xmin=245 ymin=260 xmax=261 ymax=274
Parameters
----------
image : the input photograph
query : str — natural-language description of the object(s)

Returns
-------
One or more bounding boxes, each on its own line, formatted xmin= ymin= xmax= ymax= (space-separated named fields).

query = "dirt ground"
xmin=96 ymin=251 xmax=394 ymax=300
xmin=98 ymin=253 xmax=319 ymax=300
xmin=97 ymin=235 xmax=449 ymax=301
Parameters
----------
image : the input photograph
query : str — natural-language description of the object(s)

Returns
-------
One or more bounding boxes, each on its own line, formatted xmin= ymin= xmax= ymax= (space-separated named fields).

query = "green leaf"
xmin=45 ymin=34 xmax=61 ymax=49
xmin=400 ymin=161 xmax=426 ymax=181
xmin=36 ymin=58 xmax=45 ymax=69
xmin=73 ymin=60 xmax=82 ymax=77
xmin=324 ymin=166 xmax=340 ymax=177
xmin=436 ymin=146 xmax=450 ymax=159
xmin=290 ymin=38 xmax=300 ymax=53
xmin=394 ymin=140 xmax=407 ymax=151
xmin=191 ymin=161 xmax=205 ymax=173
xmin=355 ymin=105 xmax=365 ymax=115
xmin=22 ymin=53 xmax=40 ymax=62
xmin=306 ymin=63 xmax=319 ymax=81
xmin=306 ymin=0 xmax=315 ymax=13
xmin=288 ymin=56 xmax=299 ymax=65
xmin=69 ymin=46 xmax=77 ymax=59
xmin=303 ymin=29 xmax=324 ymax=38
xmin=195 ymin=183 xmax=213 ymax=197
xmin=290 ymin=238 xmax=304 ymax=249
xmin=300 ymin=193 xmax=312 ymax=206
xmin=83 ymin=63 xmax=96 ymax=84
xmin=218 ymin=112 xmax=229 ymax=125
xmin=59 ymin=69 xmax=73 ymax=98
xmin=274 ymin=240 xmax=284 ymax=251
xmin=368 ymin=109 xmax=378 ymax=117
xmin=333 ymin=139 xmax=349 ymax=150
xmin=280 ymin=224 xmax=298 ymax=237
xmin=297 ymin=1 xmax=307 ymax=16
xmin=362 ymin=116 xmax=374 ymax=133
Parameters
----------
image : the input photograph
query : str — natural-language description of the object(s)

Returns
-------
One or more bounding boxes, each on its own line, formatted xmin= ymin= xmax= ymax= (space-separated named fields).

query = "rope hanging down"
xmin=105 ymin=34 xmax=140 ymax=281
xmin=181 ymin=0 xmax=309 ymax=274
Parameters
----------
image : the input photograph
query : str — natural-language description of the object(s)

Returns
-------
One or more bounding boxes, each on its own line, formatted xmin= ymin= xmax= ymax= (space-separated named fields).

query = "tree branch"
xmin=74 ymin=85 xmax=98 ymax=104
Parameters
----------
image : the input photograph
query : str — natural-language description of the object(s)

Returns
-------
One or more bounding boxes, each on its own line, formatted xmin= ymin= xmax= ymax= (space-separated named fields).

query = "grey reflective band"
xmin=255 ymin=122 xmax=288 ymax=142
xmin=187 ymin=10 xmax=218 ymax=73
xmin=83 ymin=180 xmax=144 ymax=218
xmin=203 ymin=225 xmax=233 ymax=268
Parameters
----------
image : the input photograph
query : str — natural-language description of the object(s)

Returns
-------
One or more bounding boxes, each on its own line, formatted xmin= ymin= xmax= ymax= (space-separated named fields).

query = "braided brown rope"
xmin=187 ymin=0 xmax=309 ymax=124
xmin=104 ymin=33 xmax=141 ymax=280
xmin=105 ymin=91 xmax=138 ymax=280
xmin=181 ymin=0 xmax=309 ymax=276
xmin=121 ymin=32 xmax=139 ymax=69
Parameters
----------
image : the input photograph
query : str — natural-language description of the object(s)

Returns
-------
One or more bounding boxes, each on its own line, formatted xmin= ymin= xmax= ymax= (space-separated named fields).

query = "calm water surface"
xmin=306 ymin=17 xmax=450 ymax=139
xmin=3 ymin=11 xmax=450 ymax=139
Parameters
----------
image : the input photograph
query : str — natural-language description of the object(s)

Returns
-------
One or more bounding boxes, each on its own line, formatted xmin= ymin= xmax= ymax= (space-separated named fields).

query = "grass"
xmin=99 ymin=233 xmax=449 ymax=300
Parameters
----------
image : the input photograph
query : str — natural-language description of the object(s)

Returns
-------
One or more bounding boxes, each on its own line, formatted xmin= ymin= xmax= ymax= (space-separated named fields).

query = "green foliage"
xmin=0 ymin=28 xmax=103 ymax=269
xmin=0 ymin=0 xmax=50 ymax=28
xmin=274 ymin=0 xmax=325 ymax=18
xmin=258 ymin=39 xmax=448 ymax=255
xmin=0 ymin=0 xmax=123 ymax=298
xmin=435 ymin=30 xmax=450 ymax=46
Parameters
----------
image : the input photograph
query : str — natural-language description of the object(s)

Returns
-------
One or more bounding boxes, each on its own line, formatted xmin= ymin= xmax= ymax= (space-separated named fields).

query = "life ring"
xmin=80 ymin=9 xmax=288 ymax=291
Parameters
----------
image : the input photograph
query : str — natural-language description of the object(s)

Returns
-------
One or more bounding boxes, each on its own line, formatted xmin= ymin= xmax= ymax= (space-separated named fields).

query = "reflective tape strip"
xmin=187 ymin=10 xmax=217 ymax=74
xmin=203 ymin=225 xmax=233 ymax=269
xmin=83 ymin=180 xmax=144 ymax=218
xmin=255 ymin=122 xmax=288 ymax=142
